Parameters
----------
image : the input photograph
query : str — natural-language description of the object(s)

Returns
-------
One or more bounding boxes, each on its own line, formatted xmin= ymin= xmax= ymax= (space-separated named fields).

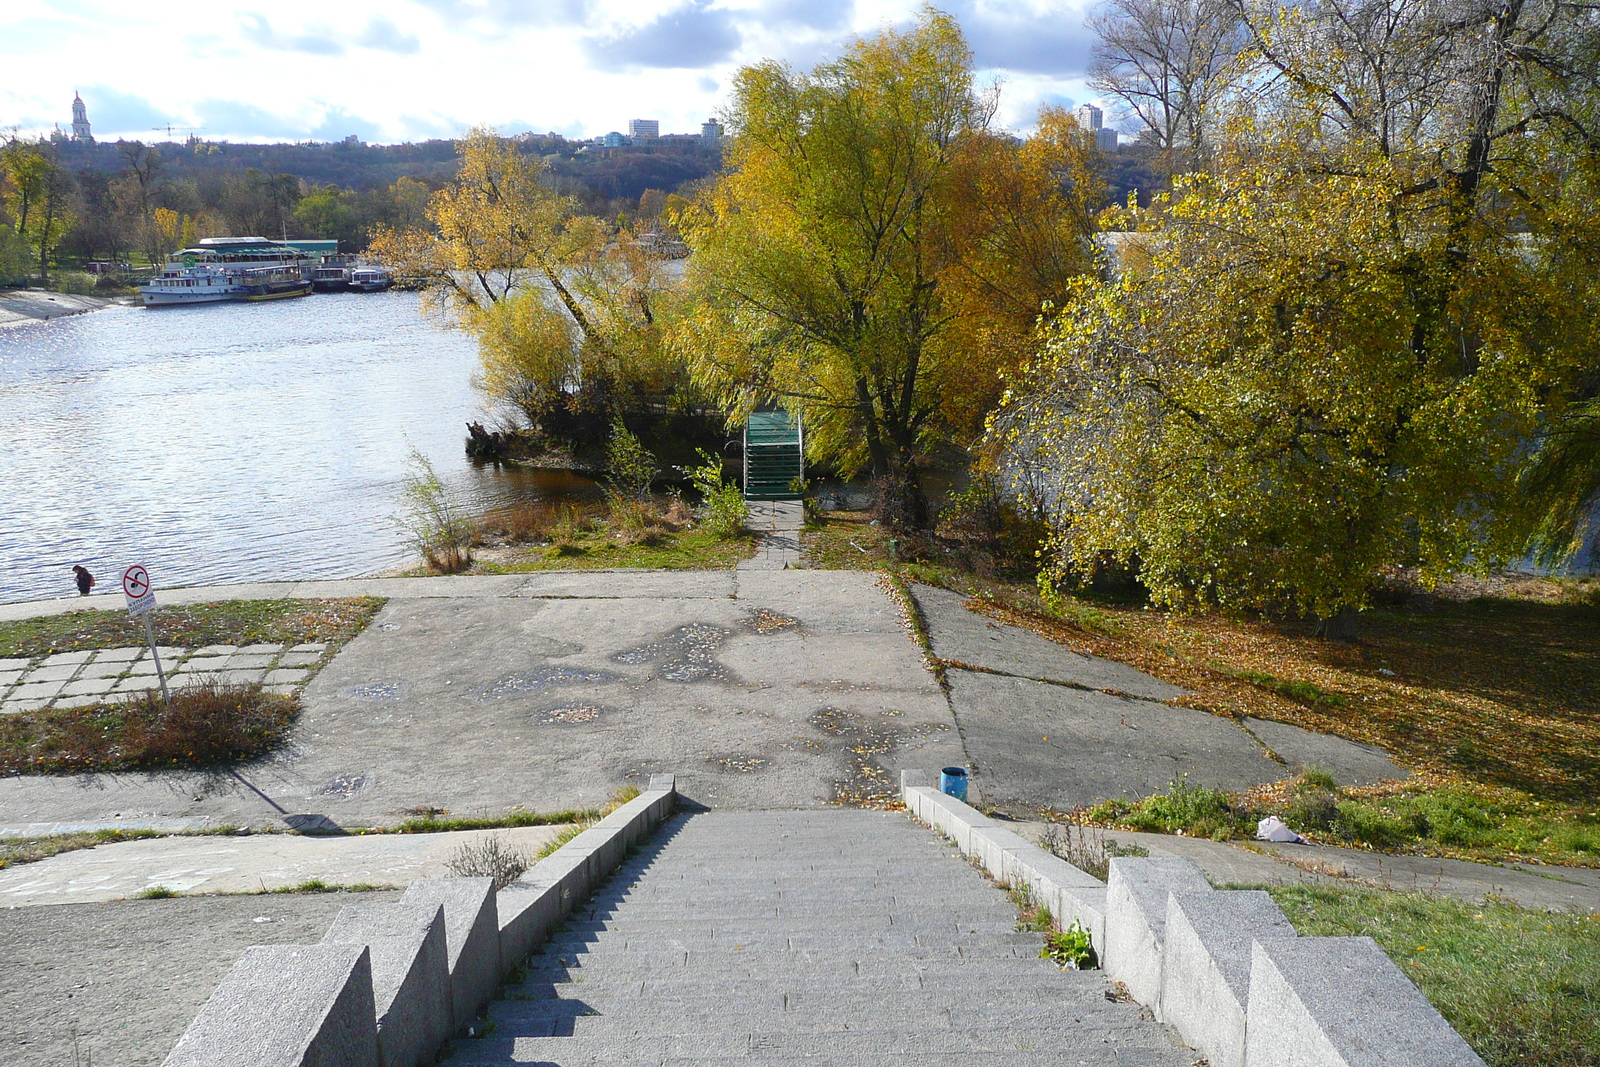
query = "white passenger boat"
xmin=138 ymin=264 xmax=246 ymax=306
xmin=347 ymin=267 xmax=394 ymax=293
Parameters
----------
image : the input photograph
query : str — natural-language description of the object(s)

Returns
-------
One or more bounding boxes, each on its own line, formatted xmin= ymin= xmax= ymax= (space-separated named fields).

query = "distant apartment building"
xmin=702 ymin=119 xmax=723 ymax=140
xmin=1072 ymin=104 xmax=1118 ymax=151
xmin=628 ymin=119 xmax=660 ymax=139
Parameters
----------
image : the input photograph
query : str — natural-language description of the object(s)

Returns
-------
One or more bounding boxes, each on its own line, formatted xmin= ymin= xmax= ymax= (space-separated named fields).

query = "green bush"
xmin=52 ymin=271 xmax=96 ymax=295
xmin=605 ymin=420 xmax=658 ymax=505
xmin=397 ymin=446 xmax=473 ymax=573
xmin=1122 ymin=775 xmax=1243 ymax=839
xmin=684 ymin=448 xmax=747 ymax=539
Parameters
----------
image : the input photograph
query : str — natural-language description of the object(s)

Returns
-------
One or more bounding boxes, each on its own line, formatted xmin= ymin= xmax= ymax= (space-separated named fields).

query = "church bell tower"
xmin=72 ymin=93 xmax=92 ymax=143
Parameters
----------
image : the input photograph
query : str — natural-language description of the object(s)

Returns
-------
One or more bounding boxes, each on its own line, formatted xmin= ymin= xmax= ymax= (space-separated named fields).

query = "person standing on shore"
xmin=72 ymin=565 xmax=95 ymax=595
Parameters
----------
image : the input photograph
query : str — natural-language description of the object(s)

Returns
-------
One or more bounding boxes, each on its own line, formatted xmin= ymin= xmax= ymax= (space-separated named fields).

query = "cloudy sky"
xmin=3 ymin=1 xmax=1105 ymax=145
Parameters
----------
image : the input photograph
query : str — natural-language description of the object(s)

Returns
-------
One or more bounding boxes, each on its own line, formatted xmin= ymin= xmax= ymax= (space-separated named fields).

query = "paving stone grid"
xmin=0 ymin=642 xmax=329 ymax=714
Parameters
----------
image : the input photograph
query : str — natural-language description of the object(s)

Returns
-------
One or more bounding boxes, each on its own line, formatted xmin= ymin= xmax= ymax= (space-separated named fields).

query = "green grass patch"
xmin=535 ymin=821 xmax=594 ymax=859
xmin=0 ymin=597 xmax=384 ymax=660
xmin=1266 ymin=884 xmax=1600 ymax=1067
xmin=1221 ymin=667 xmax=1348 ymax=708
xmin=476 ymin=524 xmax=753 ymax=571
xmin=390 ymin=808 xmax=598 ymax=835
xmin=1088 ymin=774 xmax=1600 ymax=866
xmin=1318 ymin=787 xmax=1600 ymax=866
xmin=1087 ymin=775 xmax=1255 ymax=840
xmin=135 ymin=885 xmax=178 ymax=899
xmin=0 ymin=681 xmax=299 ymax=776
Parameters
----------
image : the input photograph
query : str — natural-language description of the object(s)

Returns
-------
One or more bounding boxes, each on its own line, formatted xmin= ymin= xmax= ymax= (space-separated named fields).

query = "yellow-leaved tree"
xmin=371 ymin=128 xmax=691 ymax=425
xmin=998 ymin=0 xmax=1600 ymax=634
xmin=672 ymin=9 xmax=1099 ymax=527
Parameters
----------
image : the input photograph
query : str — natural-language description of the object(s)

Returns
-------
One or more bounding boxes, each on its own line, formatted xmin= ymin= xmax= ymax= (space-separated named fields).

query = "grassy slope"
xmin=1267 ymin=885 xmax=1600 ymax=1067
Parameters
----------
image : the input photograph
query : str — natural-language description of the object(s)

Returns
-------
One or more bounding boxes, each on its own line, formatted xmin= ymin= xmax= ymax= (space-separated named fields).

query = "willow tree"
xmin=1002 ymin=0 xmax=1600 ymax=632
xmin=372 ymin=128 xmax=686 ymax=424
xmin=673 ymin=9 xmax=1097 ymax=527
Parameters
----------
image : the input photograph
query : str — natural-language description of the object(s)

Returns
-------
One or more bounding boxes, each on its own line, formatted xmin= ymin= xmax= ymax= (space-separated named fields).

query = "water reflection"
xmin=0 ymin=293 xmax=596 ymax=604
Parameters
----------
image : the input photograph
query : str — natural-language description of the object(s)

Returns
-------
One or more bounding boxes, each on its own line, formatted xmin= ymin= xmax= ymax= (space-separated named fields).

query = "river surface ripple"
xmin=0 ymin=292 xmax=577 ymax=605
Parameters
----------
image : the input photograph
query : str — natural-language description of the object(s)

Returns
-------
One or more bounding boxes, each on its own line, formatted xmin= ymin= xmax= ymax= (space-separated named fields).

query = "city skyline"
xmin=4 ymin=1 xmax=1109 ymax=146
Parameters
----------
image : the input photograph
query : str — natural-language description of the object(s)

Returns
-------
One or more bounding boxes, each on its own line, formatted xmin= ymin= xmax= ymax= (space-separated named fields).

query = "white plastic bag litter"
xmin=1256 ymin=815 xmax=1305 ymax=843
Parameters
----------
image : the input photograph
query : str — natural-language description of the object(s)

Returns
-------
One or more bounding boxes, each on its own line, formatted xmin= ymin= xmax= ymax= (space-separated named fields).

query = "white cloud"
xmin=2 ymin=1 xmax=1099 ymax=144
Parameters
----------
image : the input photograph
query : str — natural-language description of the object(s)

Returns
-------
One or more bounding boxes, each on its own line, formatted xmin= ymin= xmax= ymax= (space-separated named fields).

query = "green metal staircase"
xmin=742 ymin=410 xmax=804 ymax=500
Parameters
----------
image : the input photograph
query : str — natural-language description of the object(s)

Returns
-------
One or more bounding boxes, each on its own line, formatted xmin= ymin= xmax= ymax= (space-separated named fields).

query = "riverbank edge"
xmin=0 ymin=288 xmax=121 ymax=328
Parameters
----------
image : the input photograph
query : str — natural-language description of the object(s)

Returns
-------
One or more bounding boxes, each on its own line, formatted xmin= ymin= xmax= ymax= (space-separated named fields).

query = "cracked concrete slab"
xmin=0 ymin=826 xmax=568 ymax=906
xmin=1241 ymin=716 xmax=1409 ymax=786
xmin=946 ymin=670 xmax=1287 ymax=812
xmin=910 ymin=584 xmax=1185 ymax=700
xmin=0 ymin=574 xmax=962 ymax=829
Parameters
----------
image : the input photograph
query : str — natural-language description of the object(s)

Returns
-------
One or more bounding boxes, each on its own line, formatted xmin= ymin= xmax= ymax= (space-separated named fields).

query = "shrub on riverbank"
xmin=0 ymin=681 xmax=298 ymax=776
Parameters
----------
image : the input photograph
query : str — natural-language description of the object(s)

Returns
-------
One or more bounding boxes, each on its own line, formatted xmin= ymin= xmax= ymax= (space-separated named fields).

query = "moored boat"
xmin=139 ymin=264 xmax=246 ymax=306
xmin=237 ymin=266 xmax=313 ymax=301
xmin=346 ymin=267 xmax=394 ymax=293
xmin=311 ymin=265 xmax=349 ymax=292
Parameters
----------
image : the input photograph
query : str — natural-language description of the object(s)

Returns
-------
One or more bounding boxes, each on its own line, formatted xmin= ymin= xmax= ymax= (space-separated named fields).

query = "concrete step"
xmin=545 ymin=918 xmax=1028 ymax=939
xmin=508 ymin=963 xmax=1078 ymax=1000
xmin=489 ymin=993 xmax=1130 ymax=1029
xmin=444 ymin=1023 xmax=1187 ymax=1061
xmin=458 ymin=810 xmax=1189 ymax=1066
xmin=445 ymin=1050 xmax=1186 ymax=1067
xmin=520 ymin=950 xmax=1050 ymax=981
xmin=570 ymin=906 xmax=1018 ymax=925
xmin=535 ymin=937 xmax=1042 ymax=962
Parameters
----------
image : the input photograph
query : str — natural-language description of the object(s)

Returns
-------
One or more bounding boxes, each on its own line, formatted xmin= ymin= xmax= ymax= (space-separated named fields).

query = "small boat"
xmin=346 ymin=267 xmax=394 ymax=293
xmin=139 ymin=264 xmax=246 ymax=306
xmin=311 ymin=265 xmax=349 ymax=292
xmin=237 ymin=266 xmax=313 ymax=302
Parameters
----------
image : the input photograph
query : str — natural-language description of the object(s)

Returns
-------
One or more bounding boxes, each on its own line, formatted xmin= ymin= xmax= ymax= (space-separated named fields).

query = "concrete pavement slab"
xmin=911 ymin=584 xmax=1186 ymax=700
xmin=0 ymin=572 xmax=961 ymax=827
xmin=0 ymin=825 xmax=567 ymax=906
xmin=1241 ymin=716 xmax=1409 ymax=786
xmin=513 ymin=570 xmax=737 ymax=599
xmin=1249 ymin=838 xmax=1600 ymax=913
xmin=0 ymin=890 xmax=400 ymax=1067
xmin=1008 ymin=822 xmax=1600 ymax=913
xmin=947 ymin=669 xmax=1285 ymax=811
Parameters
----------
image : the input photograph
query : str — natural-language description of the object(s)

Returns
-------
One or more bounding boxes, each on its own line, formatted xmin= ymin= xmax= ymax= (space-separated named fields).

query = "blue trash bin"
xmin=940 ymin=766 xmax=968 ymax=803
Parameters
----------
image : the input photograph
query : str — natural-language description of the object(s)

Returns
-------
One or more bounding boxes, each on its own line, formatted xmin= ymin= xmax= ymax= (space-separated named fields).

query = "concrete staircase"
xmin=444 ymin=810 xmax=1193 ymax=1067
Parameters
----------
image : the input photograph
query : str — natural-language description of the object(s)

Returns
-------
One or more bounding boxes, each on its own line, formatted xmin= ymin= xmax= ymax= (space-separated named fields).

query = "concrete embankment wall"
xmin=159 ymin=777 xmax=678 ymax=1067
xmin=901 ymin=771 xmax=1486 ymax=1067
xmin=0 ymin=289 xmax=116 ymax=328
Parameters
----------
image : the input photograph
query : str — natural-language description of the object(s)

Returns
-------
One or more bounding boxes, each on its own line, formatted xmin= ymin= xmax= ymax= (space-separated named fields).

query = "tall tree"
xmin=1005 ymin=0 xmax=1600 ymax=630
xmin=674 ymin=9 xmax=1096 ymax=527
xmin=0 ymin=140 xmax=76 ymax=283
xmin=1089 ymin=0 xmax=1243 ymax=174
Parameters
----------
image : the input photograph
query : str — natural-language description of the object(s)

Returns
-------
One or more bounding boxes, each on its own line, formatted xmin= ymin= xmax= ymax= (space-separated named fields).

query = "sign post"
xmin=122 ymin=565 xmax=168 ymax=701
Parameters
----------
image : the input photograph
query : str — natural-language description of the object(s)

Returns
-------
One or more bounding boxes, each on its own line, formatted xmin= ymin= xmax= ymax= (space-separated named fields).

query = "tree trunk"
xmin=1314 ymin=606 xmax=1360 ymax=642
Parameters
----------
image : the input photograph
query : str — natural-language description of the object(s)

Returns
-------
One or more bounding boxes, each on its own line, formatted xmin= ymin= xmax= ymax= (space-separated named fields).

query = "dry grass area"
xmin=0 ymin=597 xmax=384 ymax=660
xmin=801 ymin=511 xmax=896 ymax=569
xmin=460 ymin=497 xmax=755 ymax=573
xmin=903 ymin=564 xmax=1599 ymax=865
xmin=954 ymin=575 xmax=1599 ymax=799
xmin=0 ymin=681 xmax=299 ymax=776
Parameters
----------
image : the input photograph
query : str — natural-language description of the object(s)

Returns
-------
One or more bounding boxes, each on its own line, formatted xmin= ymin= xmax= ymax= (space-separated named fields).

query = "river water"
xmin=0 ymin=292 xmax=594 ymax=605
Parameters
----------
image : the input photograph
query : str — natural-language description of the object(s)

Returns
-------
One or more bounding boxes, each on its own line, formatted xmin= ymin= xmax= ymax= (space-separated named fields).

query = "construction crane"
xmin=151 ymin=125 xmax=205 ymax=140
